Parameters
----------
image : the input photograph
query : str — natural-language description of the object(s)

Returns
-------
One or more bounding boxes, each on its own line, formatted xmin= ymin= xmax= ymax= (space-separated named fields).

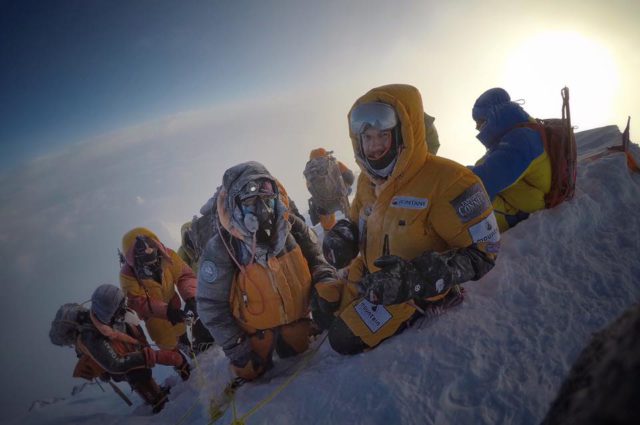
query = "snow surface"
xmin=14 ymin=125 xmax=640 ymax=425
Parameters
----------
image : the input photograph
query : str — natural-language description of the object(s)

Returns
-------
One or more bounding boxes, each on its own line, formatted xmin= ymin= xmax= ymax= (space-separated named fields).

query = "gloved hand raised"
xmin=184 ymin=298 xmax=198 ymax=316
xmin=184 ymin=297 xmax=215 ymax=350
xmin=360 ymin=255 xmax=444 ymax=305
xmin=322 ymin=219 xmax=359 ymax=269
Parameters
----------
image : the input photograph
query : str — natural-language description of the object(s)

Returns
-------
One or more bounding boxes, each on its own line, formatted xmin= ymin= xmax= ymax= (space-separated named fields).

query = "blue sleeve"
xmin=471 ymin=128 xmax=544 ymax=200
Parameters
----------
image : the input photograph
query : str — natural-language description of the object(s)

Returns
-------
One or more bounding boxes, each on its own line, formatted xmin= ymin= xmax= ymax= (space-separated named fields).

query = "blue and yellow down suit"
xmin=471 ymin=88 xmax=551 ymax=231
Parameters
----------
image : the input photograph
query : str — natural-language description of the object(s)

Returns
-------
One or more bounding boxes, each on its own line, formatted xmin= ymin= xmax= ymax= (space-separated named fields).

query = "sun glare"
xmin=502 ymin=31 xmax=620 ymax=129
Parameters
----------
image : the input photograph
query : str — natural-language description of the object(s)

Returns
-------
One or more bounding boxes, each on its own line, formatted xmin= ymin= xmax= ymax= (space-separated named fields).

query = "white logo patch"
xmin=390 ymin=196 xmax=428 ymax=210
xmin=200 ymin=260 xmax=218 ymax=283
xmin=354 ymin=299 xmax=392 ymax=333
xmin=469 ymin=213 xmax=500 ymax=243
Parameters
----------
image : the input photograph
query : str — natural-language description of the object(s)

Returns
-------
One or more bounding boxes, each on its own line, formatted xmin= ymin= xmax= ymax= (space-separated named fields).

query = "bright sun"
xmin=502 ymin=31 xmax=620 ymax=129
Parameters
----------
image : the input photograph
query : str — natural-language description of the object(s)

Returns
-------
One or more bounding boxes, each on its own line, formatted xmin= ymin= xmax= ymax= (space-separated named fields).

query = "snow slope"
xmin=15 ymin=125 xmax=640 ymax=425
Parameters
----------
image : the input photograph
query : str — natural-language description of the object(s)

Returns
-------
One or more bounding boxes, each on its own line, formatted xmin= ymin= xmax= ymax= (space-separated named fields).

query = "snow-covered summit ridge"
xmin=17 ymin=125 xmax=640 ymax=425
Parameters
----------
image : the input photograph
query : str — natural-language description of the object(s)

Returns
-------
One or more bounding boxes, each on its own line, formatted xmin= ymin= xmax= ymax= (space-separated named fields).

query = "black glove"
xmin=182 ymin=298 xmax=214 ymax=350
xmin=360 ymin=255 xmax=443 ymax=305
xmin=322 ymin=219 xmax=359 ymax=269
xmin=184 ymin=298 xmax=198 ymax=316
xmin=310 ymin=288 xmax=338 ymax=331
xmin=166 ymin=305 xmax=186 ymax=325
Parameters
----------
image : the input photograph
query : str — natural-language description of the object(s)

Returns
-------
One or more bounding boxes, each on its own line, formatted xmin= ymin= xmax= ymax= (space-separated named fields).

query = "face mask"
xmin=241 ymin=196 xmax=277 ymax=242
xmin=133 ymin=236 xmax=160 ymax=279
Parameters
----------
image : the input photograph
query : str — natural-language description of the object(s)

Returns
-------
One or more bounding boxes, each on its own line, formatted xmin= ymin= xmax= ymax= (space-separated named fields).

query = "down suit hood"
xmin=121 ymin=227 xmax=172 ymax=271
xmin=214 ymin=161 xmax=291 ymax=256
xmin=348 ymin=84 xmax=428 ymax=189
xmin=472 ymin=87 xmax=531 ymax=150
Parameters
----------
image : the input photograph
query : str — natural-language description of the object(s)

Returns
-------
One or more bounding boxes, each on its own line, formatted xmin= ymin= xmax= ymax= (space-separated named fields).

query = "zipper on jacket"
xmin=267 ymin=268 xmax=287 ymax=323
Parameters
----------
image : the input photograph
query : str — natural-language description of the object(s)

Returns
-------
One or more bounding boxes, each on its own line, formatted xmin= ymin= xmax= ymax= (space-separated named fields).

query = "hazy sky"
xmin=1 ymin=0 xmax=639 ymax=420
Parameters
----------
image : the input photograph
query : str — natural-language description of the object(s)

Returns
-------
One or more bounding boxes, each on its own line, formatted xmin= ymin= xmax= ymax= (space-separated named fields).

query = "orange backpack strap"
xmin=73 ymin=340 xmax=107 ymax=380
xmin=72 ymin=355 xmax=106 ymax=380
xmin=514 ymin=120 xmax=548 ymax=144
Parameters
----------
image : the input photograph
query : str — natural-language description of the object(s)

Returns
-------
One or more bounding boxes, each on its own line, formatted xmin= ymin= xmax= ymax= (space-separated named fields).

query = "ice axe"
xmin=98 ymin=378 xmax=133 ymax=406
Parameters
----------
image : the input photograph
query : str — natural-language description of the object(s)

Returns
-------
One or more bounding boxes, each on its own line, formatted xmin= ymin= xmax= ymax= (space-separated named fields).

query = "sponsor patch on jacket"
xmin=451 ymin=184 xmax=491 ymax=223
xmin=469 ymin=213 xmax=500 ymax=243
xmin=390 ymin=196 xmax=428 ymax=210
xmin=200 ymin=260 xmax=218 ymax=283
xmin=354 ymin=299 xmax=392 ymax=333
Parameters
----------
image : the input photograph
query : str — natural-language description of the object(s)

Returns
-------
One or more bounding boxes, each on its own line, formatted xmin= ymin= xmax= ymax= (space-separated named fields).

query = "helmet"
xmin=349 ymin=102 xmax=400 ymax=178
xmin=91 ymin=284 xmax=126 ymax=325
xmin=322 ymin=219 xmax=359 ymax=269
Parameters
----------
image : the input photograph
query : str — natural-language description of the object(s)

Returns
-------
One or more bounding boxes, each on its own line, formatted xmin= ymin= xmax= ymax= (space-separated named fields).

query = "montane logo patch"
xmin=390 ymin=196 xmax=428 ymax=210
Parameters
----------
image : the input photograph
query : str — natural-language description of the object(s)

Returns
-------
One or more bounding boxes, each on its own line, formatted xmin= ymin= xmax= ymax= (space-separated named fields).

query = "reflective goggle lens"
xmin=239 ymin=179 xmax=276 ymax=201
xmin=349 ymin=102 xmax=398 ymax=135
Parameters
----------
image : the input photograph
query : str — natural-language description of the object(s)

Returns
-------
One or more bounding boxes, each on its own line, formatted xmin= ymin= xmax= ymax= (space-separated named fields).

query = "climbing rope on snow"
xmin=172 ymin=315 xmax=213 ymax=425
xmin=208 ymin=333 xmax=328 ymax=425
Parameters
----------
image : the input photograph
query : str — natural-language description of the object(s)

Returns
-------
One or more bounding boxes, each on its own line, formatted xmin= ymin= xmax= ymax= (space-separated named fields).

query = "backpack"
xmin=49 ymin=303 xmax=88 ymax=347
xmin=517 ymin=87 xmax=577 ymax=208
xmin=303 ymin=155 xmax=349 ymax=215
xmin=189 ymin=209 xmax=216 ymax=267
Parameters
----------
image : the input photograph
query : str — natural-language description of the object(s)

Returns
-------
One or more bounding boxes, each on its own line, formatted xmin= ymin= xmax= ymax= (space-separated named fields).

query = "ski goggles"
xmin=238 ymin=179 xmax=277 ymax=202
xmin=349 ymin=102 xmax=398 ymax=135
xmin=240 ymin=195 xmax=276 ymax=215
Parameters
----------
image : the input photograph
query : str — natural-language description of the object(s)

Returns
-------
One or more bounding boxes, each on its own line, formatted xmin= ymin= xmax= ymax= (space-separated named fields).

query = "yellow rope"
xmin=209 ymin=334 xmax=327 ymax=425
xmin=174 ymin=398 xmax=201 ymax=425
xmin=231 ymin=395 xmax=239 ymax=424
xmin=172 ymin=323 xmax=209 ymax=425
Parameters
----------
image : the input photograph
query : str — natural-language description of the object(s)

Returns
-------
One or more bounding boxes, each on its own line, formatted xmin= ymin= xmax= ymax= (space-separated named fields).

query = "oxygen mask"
xmin=133 ymin=236 xmax=160 ymax=279
xmin=238 ymin=179 xmax=278 ymax=242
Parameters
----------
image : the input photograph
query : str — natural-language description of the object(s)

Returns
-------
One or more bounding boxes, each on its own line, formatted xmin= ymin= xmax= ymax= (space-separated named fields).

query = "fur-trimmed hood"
xmin=209 ymin=161 xmax=291 ymax=258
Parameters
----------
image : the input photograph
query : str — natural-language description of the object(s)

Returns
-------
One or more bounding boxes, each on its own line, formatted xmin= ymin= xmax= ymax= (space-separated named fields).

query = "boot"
xmin=174 ymin=354 xmax=191 ymax=382
xmin=130 ymin=378 xmax=168 ymax=413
